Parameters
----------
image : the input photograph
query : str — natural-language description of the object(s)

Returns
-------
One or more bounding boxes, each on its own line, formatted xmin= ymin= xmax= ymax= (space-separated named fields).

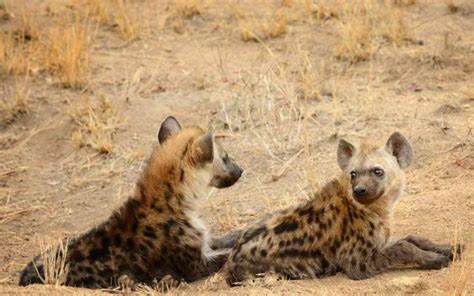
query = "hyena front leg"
xmin=210 ymin=230 xmax=242 ymax=250
xmin=402 ymin=235 xmax=463 ymax=260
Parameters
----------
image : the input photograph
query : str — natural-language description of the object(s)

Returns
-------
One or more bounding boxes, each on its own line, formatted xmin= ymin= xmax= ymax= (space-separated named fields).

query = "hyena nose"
xmin=353 ymin=185 xmax=367 ymax=196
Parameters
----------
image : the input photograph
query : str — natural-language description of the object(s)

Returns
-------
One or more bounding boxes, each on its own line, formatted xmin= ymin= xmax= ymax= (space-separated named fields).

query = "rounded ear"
xmin=194 ymin=129 xmax=214 ymax=163
xmin=385 ymin=132 xmax=413 ymax=169
xmin=158 ymin=116 xmax=182 ymax=144
xmin=337 ymin=139 xmax=355 ymax=170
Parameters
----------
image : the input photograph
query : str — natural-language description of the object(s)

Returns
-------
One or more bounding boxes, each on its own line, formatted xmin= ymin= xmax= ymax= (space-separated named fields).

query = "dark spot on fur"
xmin=351 ymin=258 xmax=357 ymax=267
xmin=250 ymin=247 xmax=257 ymax=256
xmin=274 ymin=221 xmax=299 ymax=234
xmin=360 ymin=262 xmax=367 ymax=272
xmin=88 ymin=245 xmax=110 ymax=261
xmin=320 ymin=255 xmax=330 ymax=269
xmin=242 ymin=226 xmax=268 ymax=244
xmin=260 ymin=250 xmax=268 ymax=257
xmin=138 ymin=244 xmax=149 ymax=257
xmin=70 ymin=251 xmax=85 ymax=263
xmin=144 ymin=225 xmax=157 ymax=239
xmin=180 ymin=169 xmax=185 ymax=182
xmin=151 ymin=203 xmax=163 ymax=213
xmin=125 ymin=238 xmax=135 ymax=251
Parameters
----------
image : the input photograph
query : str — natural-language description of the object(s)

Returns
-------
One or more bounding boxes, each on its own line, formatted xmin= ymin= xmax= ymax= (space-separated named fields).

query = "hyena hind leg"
xmin=379 ymin=240 xmax=449 ymax=271
xmin=402 ymin=235 xmax=463 ymax=260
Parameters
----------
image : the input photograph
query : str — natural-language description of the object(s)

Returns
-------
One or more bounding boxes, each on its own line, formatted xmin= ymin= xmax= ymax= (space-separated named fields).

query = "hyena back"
xmin=226 ymin=132 xmax=459 ymax=285
xmin=19 ymin=116 xmax=243 ymax=288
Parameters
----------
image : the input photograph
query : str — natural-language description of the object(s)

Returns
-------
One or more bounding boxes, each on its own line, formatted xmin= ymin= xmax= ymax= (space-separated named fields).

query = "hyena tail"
xmin=19 ymin=256 xmax=44 ymax=286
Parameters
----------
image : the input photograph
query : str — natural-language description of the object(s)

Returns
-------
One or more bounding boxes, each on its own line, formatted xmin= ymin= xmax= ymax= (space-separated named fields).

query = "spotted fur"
xmin=19 ymin=116 xmax=243 ymax=289
xmin=226 ymin=132 xmax=460 ymax=285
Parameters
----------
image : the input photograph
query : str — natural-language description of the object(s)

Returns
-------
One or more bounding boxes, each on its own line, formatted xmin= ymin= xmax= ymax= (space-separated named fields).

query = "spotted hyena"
xmin=226 ymin=132 xmax=461 ymax=285
xmin=19 ymin=116 xmax=243 ymax=289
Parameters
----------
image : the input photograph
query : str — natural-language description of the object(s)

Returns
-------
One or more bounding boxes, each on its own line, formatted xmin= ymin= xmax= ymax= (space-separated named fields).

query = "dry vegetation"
xmin=0 ymin=0 xmax=473 ymax=294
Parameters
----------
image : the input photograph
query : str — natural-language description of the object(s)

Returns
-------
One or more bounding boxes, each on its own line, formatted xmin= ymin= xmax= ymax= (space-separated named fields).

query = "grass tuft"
xmin=44 ymin=18 xmax=91 ymax=89
xmin=35 ymin=237 xmax=69 ymax=286
xmin=175 ymin=0 xmax=206 ymax=19
xmin=68 ymin=94 xmax=121 ymax=154
xmin=0 ymin=77 xmax=29 ymax=125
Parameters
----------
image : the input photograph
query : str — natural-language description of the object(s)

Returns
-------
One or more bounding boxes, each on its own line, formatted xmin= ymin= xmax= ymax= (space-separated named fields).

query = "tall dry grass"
xmin=0 ymin=76 xmax=29 ymax=125
xmin=44 ymin=17 xmax=91 ymax=89
xmin=334 ymin=0 xmax=412 ymax=63
xmin=35 ymin=237 xmax=69 ymax=286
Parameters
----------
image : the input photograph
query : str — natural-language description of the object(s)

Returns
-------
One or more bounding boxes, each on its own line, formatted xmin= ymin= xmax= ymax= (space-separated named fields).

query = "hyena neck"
xmin=365 ymin=181 xmax=404 ymax=226
xmin=136 ymin=163 xmax=210 ymax=214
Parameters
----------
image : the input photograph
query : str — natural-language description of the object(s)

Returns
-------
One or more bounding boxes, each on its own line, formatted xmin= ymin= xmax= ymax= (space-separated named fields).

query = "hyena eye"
xmin=222 ymin=154 xmax=229 ymax=163
xmin=350 ymin=171 xmax=356 ymax=179
xmin=373 ymin=168 xmax=384 ymax=177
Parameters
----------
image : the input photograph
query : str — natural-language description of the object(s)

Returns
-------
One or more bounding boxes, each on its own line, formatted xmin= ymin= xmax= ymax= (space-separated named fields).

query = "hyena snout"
xmin=211 ymin=160 xmax=243 ymax=188
xmin=353 ymin=184 xmax=368 ymax=196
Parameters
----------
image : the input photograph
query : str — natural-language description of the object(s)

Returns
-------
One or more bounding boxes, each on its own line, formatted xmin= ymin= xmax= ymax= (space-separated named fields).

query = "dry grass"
xmin=35 ymin=237 xmax=69 ymax=286
xmin=334 ymin=2 xmax=377 ymax=63
xmin=174 ymin=0 xmax=206 ymax=19
xmin=392 ymin=0 xmax=416 ymax=6
xmin=68 ymin=94 xmax=122 ymax=154
xmin=84 ymin=0 xmax=110 ymax=25
xmin=0 ymin=77 xmax=29 ymax=125
xmin=44 ymin=18 xmax=91 ymax=89
xmin=441 ymin=226 xmax=473 ymax=295
xmin=0 ymin=32 xmax=32 ymax=76
xmin=112 ymin=0 xmax=140 ymax=41
xmin=334 ymin=1 xmax=411 ymax=62
xmin=238 ymin=7 xmax=288 ymax=42
xmin=312 ymin=0 xmax=341 ymax=20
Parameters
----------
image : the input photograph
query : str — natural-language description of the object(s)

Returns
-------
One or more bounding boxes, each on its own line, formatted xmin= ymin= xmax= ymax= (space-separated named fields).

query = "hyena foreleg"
xmin=401 ymin=235 xmax=463 ymax=260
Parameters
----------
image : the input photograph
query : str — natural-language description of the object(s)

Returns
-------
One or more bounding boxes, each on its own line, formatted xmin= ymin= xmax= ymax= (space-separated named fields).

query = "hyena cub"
xmin=20 ymin=116 xmax=243 ymax=288
xmin=226 ymin=132 xmax=460 ymax=285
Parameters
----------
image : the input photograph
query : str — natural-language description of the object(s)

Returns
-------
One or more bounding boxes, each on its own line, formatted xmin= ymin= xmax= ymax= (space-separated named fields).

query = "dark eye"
xmin=350 ymin=171 xmax=356 ymax=179
xmin=222 ymin=154 xmax=229 ymax=163
xmin=373 ymin=168 xmax=384 ymax=177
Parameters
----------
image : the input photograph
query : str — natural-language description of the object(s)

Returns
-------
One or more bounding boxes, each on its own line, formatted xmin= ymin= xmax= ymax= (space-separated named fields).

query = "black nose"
xmin=353 ymin=186 xmax=367 ymax=195
xmin=238 ymin=167 xmax=243 ymax=176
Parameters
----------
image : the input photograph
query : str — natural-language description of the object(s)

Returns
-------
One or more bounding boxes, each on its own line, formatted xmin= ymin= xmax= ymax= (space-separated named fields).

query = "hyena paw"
xmin=153 ymin=275 xmax=180 ymax=291
xmin=118 ymin=274 xmax=135 ymax=292
xmin=423 ymin=254 xmax=450 ymax=270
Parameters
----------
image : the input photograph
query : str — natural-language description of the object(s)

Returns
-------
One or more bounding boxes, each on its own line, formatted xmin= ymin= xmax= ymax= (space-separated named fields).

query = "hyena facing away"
xmin=19 ymin=116 xmax=243 ymax=289
xmin=226 ymin=132 xmax=460 ymax=285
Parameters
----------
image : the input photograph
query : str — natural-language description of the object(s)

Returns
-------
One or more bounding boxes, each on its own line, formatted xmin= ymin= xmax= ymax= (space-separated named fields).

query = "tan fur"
xmin=226 ymin=132 xmax=459 ymax=285
xmin=20 ymin=117 xmax=243 ymax=289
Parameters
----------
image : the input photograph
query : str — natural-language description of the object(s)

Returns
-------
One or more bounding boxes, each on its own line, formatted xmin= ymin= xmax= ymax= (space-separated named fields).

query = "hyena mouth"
xmin=353 ymin=191 xmax=383 ymax=205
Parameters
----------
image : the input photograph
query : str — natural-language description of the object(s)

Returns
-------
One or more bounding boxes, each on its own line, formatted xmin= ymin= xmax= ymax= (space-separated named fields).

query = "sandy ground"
xmin=0 ymin=0 xmax=473 ymax=295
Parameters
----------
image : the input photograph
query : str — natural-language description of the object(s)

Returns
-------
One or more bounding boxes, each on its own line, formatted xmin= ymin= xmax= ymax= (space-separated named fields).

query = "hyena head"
xmin=337 ymin=132 xmax=413 ymax=205
xmin=156 ymin=116 xmax=243 ymax=190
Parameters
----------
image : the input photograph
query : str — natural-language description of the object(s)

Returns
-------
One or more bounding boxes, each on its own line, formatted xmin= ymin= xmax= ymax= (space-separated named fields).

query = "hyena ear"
xmin=337 ymin=139 xmax=356 ymax=170
xmin=158 ymin=116 xmax=182 ymax=144
xmin=385 ymin=132 xmax=413 ymax=169
xmin=194 ymin=129 xmax=214 ymax=163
